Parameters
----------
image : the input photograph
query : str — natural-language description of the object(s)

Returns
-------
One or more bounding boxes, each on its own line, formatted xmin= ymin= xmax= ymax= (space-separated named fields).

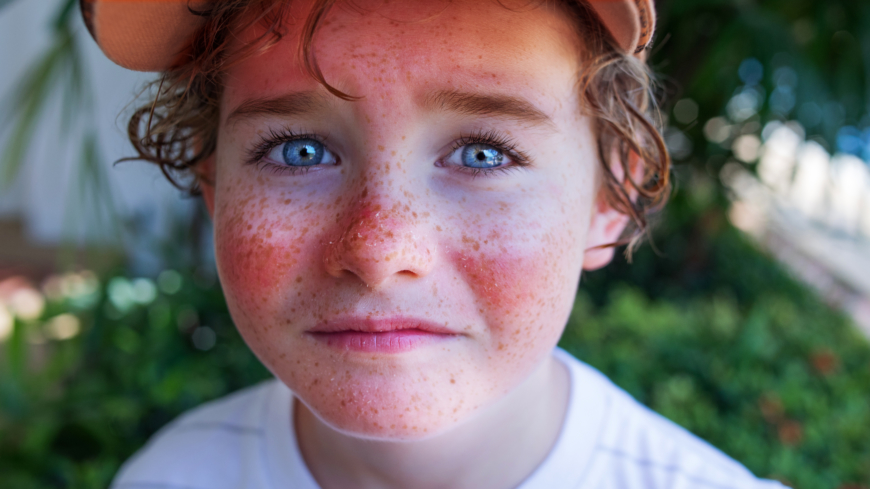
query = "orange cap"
xmin=81 ymin=0 xmax=655 ymax=72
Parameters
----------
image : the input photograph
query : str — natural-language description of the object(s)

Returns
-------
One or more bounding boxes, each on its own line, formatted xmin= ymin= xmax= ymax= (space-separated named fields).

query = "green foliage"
xmin=575 ymin=200 xmax=870 ymax=489
xmin=0 ymin=270 xmax=270 ymax=488
xmin=562 ymin=286 xmax=870 ymax=488
xmin=650 ymin=0 xmax=870 ymax=231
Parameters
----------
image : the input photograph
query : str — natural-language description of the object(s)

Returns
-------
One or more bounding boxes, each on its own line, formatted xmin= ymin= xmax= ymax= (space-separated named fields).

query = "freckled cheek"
xmin=214 ymin=209 xmax=309 ymax=314
xmin=453 ymin=223 xmax=582 ymax=354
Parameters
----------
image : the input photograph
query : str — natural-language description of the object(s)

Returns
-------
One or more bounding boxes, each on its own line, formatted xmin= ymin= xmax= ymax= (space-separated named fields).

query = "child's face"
xmin=205 ymin=0 xmax=624 ymax=439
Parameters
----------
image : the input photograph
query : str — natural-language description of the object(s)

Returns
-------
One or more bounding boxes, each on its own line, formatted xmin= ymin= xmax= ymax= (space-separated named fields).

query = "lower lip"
xmin=310 ymin=329 xmax=453 ymax=353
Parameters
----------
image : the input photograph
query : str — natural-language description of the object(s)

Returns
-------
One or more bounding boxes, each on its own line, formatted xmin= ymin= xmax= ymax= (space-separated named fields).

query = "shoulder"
xmin=111 ymin=379 xmax=283 ymax=489
xmin=555 ymin=350 xmax=787 ymax=489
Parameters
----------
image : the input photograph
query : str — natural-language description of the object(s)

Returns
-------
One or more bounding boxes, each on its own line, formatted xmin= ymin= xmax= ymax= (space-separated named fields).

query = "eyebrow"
xmin=226 ymin=91 xmax=329 ymax=124
xmin=423 ymin=89 xmax=555 ymax=129
xmin=226 ymin=88 xmax=555 ymax=129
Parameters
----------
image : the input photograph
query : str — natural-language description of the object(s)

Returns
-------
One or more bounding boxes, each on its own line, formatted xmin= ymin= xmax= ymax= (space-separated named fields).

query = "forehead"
xmin=222 ymin=0 xmax=584 ymax=113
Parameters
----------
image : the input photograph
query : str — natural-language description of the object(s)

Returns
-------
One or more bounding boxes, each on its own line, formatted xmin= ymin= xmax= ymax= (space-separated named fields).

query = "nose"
xmin=323 ymin=192 xmax=435 ymax=288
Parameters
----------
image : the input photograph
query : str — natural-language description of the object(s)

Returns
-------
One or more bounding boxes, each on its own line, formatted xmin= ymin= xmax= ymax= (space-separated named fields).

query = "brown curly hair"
xmin=127 ymin=0 xmax=670 ymax=254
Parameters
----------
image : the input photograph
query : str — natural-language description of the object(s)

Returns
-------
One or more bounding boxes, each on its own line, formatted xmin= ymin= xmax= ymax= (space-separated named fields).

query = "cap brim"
xmin=588 ymin=0 xmax=655 ymax=54
xmin=82 ymin=0 xmax=655 ymax=72
xmin=81 ymin=0 xmax=208 ymax=72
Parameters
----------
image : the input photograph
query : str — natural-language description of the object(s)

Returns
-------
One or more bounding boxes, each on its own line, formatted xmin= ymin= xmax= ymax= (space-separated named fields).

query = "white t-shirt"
xmin=112 ymin=349 xmax=787 ymax=489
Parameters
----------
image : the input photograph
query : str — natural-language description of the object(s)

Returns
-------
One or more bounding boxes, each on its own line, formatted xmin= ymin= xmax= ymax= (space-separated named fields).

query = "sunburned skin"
xmin=201 ymin=0 xmax=630 ymax=487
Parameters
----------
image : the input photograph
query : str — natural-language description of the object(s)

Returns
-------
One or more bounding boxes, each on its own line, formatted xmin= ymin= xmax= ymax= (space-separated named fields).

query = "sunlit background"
xmin=1 ymin=1 xmax=869 ymax=488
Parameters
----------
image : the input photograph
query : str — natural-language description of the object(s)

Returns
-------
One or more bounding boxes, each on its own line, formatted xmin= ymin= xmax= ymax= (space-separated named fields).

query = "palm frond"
xmin=1 ymin=0 xmax=124 ymax=250
xmin=0 ymin=0 xmax=20 ymax=13
xmin=0 ymin=24 xmax=76 ymax=187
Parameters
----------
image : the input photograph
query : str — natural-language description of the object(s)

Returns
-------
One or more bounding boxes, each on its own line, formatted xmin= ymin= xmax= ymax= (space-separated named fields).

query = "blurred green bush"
xmin=577 ymin=195 xmax=870 ymax=489
xmin=0 ymin=269 xmax=270 ymax=488
xmin=1 ymin=217 xmax=868 ymax=489
xmin=565 ymin=286 xmax=870 ymax=488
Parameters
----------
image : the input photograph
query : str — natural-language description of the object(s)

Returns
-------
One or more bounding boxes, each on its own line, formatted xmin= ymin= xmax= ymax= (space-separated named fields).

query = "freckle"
xmin=378 ymin=145 xmax=385 ymax=151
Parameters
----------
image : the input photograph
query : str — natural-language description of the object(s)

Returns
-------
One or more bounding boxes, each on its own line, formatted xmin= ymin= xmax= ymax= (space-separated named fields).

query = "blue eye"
xmin=266 ymin=138 xmax=337 ymax=167
xmin=439 ymin=134 xmax=526 ymax=175
xmin=283 ymin=139 xmax=322 ymax=166
xmin=461 ymin=144 xmax=504 ymax=168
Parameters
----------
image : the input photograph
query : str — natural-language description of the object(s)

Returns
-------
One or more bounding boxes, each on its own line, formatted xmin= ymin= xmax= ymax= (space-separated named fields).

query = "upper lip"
xmin=307 ymin=316 xmax=460 ymax=335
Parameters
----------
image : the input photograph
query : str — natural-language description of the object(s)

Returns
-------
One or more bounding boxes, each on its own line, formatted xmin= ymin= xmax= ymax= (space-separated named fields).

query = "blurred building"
xmin=722 ymin=121 xmax=870 ymax=336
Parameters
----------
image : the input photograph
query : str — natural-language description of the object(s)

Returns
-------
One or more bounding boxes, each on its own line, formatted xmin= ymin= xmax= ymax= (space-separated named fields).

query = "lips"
xmin=307 ymin=317 xmax=459 ymax=353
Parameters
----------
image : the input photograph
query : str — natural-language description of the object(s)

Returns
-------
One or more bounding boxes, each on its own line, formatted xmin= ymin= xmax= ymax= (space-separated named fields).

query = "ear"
xmin=582 ymin=150 xmax=643 ymax=271
xmin=198 ymin=154 xmax=216 ymax=218
xmin=582 ymin=194 xmax=630 ymax=270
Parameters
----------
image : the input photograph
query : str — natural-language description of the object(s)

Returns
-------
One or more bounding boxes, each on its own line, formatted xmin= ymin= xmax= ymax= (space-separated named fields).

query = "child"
xmin=82 ymin=0 xmax=787 ymax=487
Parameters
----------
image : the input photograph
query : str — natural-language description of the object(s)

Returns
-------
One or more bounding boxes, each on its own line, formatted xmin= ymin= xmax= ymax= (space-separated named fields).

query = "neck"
xmin=295 ymin=355 xmax=570 ymax=489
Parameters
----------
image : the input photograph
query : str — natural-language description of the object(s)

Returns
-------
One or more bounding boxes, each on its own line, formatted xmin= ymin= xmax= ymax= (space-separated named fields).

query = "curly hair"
xmin=127 ymin=0 xmax=670 ymax=254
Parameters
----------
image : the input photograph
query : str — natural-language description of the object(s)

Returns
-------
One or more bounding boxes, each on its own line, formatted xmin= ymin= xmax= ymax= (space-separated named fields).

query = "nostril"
xmin=322 ymin=203 xmax=435 ymax=286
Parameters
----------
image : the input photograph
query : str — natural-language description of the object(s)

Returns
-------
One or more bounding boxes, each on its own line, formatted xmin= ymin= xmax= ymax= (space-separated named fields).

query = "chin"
xmin=311 ymin=407 xmax=466 ymax=441
xmin=282 ymin=361 xmax=491 ymax=441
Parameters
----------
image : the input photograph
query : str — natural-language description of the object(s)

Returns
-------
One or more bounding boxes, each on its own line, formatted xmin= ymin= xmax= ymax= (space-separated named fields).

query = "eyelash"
xmin=443 ymin=129 xmax=531 ymax=177
xmin=244 ymin=127 xmax=328 ymax=177
xmin=244 ymin=127 xmax=531 ymax=177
